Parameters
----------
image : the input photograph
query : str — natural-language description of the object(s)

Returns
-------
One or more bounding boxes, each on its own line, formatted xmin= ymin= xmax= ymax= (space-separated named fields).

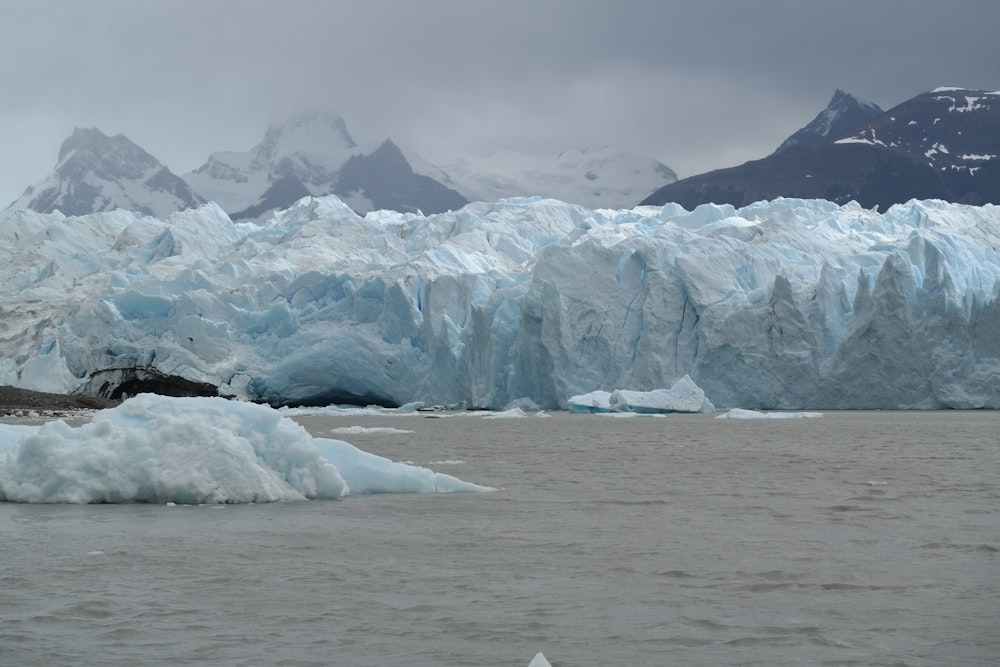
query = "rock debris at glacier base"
xmin=0 ymin=195 xmax=998 ymax=410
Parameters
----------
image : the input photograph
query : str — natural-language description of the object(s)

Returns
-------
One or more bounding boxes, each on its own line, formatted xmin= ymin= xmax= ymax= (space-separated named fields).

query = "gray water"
xmin=1 ymin=410 xmax=997 ymax=666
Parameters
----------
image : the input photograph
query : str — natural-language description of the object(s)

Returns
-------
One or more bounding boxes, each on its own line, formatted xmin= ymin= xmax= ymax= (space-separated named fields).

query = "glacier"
xmin=0 ymin=195 xmax=998 ymax=410
xmin=0 ymin=393 xmax=490 ymax=503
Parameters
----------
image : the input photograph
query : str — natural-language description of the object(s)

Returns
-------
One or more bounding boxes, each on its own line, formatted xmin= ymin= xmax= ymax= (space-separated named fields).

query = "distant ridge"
xmin=418 ymin=146 xmax=677 ymax=210
xmin=4 ymin=110 xmax=679 ymax=219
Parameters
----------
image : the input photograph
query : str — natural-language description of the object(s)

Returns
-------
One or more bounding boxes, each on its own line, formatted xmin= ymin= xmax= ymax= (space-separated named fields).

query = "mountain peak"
xmin=58 ymin=127 xmax=114 ymax=160
xmin=372 ymin=137 xmax=404 ymax=159
xmin=56 ymin=127 xmax=161 ymax=179
xmin=6 ymin=127 xmax=204 ymax=217
xmin=252 ymin=111 xmax=359 ymax=172
xmin=829 ymin=88 xmax=880 ymax=112
xmin=185 ymin=110 xmax=368 ymax=217
xmin=776 ymin=89 xmax=884 ymax=153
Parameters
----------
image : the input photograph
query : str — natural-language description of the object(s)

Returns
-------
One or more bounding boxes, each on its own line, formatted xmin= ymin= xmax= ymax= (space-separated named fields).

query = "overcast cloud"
xmin=2 ymin=0 xmax=999 ymax=206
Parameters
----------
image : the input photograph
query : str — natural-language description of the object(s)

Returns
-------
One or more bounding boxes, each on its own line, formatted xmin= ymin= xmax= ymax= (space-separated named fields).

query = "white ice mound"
xmin=0 ymin=394 xmax=490 ymax=504
xmin=569 ymin=375 xmax=714 ymax=414
xmin=610 ymin=375 xmax=715 ymax=413
xmin=567 ymin=390 xmax=613 ymax=413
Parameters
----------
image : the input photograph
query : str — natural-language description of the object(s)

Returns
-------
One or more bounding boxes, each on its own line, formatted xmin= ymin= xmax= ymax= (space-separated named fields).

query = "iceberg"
xmin=1 ymin=195 xmax=999 ymax=410
xmin=568 ymin=375 xmax=715 ymax=413
xmin=0 ymin=394 xmax=490 ymax=504
xmin=567 ymin=390 xmax=613 ymax=413
xmin=609 ymin=375 xmax=715 ymax=413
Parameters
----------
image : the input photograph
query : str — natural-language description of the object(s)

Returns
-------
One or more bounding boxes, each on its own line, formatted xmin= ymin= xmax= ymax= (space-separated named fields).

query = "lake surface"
xmin=1 ymin=410 xmax=997 ymax=666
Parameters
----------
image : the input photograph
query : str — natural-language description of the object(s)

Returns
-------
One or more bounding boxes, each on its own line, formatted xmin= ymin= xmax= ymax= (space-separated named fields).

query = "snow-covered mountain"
xmin=643 ymin=87 xmax=1000 ymax=209
xmin=775 ymin=89 xmax=883 ymax=152
xmin=7 ymin=112 xmax=678 ymax=220
xmin=5 ymin=128 xmax=205 ymax=218
xmin=184 ymin=112 xmax=472 ymax=219
xmin=833 ymin=87 xmax=1000 ymax=177
xmin=416 ymin=146 xmax=677 ymax=209
xmin=185 ymin=112 xmax=673 ymax=217
xmin=1 ymin=196 xmax=997 ymax=410
xmin=183 ymin=111 xmax=367 ymax=220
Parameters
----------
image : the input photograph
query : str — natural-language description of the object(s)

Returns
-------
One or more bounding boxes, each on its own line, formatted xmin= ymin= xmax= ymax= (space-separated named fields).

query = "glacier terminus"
xmin=1 ymin=195 xmax=998 ymax=410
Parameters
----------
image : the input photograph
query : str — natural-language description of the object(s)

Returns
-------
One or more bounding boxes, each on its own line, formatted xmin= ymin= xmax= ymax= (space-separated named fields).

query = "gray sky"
xmin=2 ymin=0 xmax=999 ymax=207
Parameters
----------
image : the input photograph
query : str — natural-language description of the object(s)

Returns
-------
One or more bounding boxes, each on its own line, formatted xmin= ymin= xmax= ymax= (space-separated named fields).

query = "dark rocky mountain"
xmin=6 ymin=128 xmax=205 ymax=217
xmin=642 ymin=87 xmax=1000 ymax=209
xmin=230 ymin=170 xmax=314 ymax=222
xmin=333 ymin=139 xmax=468 ymax=214
xmin=775 ymin=89 xmax=883 ymax=152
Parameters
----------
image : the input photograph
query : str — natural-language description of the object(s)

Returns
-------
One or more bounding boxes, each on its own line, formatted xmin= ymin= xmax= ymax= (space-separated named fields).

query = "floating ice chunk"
xmin=715 ymin=408 xmax=824 ymax=419
xmin=329 ymin=426 xmax=415 ymax=435
xmin=594 ymin=411 xmax=665 ymax=418
xmin=0 ymin=394 xmax=489 ymax=503
xmin=569 ymin=376 xmax=715 ymax=414
xmin=311 ymin=438 xmax=488 ymax=494
xmin=608 ymin=375 xmax=715 ymax=414
xmin=567 ymin=390 xmax=613 ymax=413
xmin=0 ymin=394 xmax=343 ymax=504
xmin=483 ymin=407 xmax=528 ymax=419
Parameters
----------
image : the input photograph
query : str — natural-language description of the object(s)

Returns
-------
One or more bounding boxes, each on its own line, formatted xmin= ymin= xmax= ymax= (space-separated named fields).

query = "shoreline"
xmin=0 ymin=386 xmax=119 ymax=416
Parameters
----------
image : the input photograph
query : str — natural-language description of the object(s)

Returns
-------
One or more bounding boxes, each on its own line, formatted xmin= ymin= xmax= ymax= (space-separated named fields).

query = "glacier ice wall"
xmin=1 ymin=195 xmax=998 ymax=409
